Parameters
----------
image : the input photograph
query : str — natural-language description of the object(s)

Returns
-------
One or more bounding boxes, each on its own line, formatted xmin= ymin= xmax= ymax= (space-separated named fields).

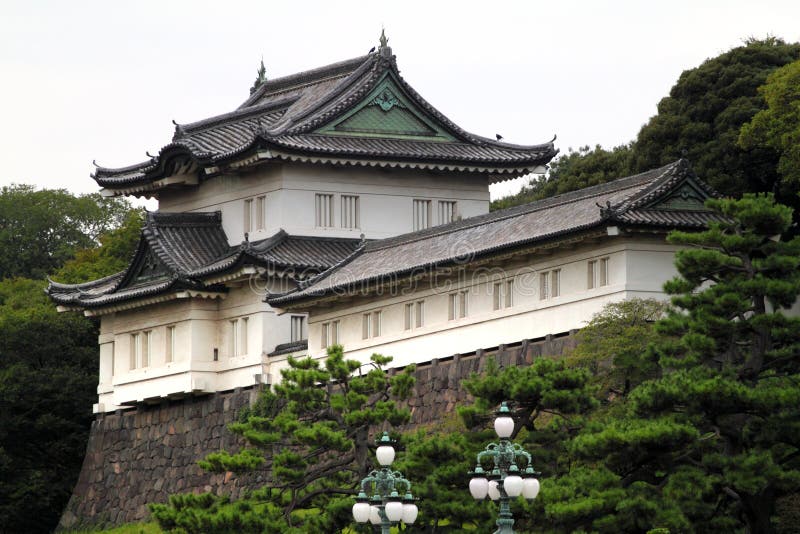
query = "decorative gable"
xmin=316 ymin=75 xmax=456 ymax=142
xmin=647 ymin=180 xmax=709 ymax=211
xmin=127 ymin=246 xmax=172 ymax=287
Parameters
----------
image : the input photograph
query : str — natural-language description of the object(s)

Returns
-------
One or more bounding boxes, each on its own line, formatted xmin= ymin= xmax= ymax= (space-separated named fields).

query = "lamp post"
xmin=352 ymin=431 xmax=419 ymax=533
xmin=468 ymin=402 xmax=540 ymax=534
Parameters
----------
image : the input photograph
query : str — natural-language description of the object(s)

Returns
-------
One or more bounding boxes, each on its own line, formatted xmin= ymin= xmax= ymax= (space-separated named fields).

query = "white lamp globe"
xmin=352 ymin=501 xmax=371 ymax=523
xmin=488 ymin=480 xmax=501 ymax=501
xmin=376 ymin=445 xmax=396 ymax=466
xmin=385 ymin=498 xmax=404 ymax=522
xmin=402 ymin=502 xmax=419 ymax=524
xmin=369 ymin=505 xmax=382 ymax=524
xmin=522 ymin=477 xmax=540 ymax=500
xmin=504 ymin=475 xmax=523 ymax=497
xmin=469 ymin=476 xmax=489 ymax=500
xmin=494 ymin=416 xmax=514 ymax=438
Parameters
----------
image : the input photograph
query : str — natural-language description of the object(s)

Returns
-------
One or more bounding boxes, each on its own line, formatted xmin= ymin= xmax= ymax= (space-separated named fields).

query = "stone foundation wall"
xmin=58 ymin=332 xmax=577 ymax=530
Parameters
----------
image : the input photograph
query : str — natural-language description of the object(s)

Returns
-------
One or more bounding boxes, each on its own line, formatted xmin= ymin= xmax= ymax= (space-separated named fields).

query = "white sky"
xmin=2 ymin=0 xmax=798 ymax=207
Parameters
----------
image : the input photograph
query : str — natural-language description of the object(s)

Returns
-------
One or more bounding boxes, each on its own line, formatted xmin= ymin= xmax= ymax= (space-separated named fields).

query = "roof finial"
xmin=379 ymin=28 xmax=388 ymax=49
xmin=378 ymin=27 xmax=392 ymax=58
xmin=250 ymin=57 xmax=268 ymax=95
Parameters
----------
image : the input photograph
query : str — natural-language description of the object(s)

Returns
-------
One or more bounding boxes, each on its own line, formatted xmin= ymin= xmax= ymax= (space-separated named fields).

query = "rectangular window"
xmin=321 ymin=322 xmax=329 ymax=349
xmin=362 ymin=311 xmax=382 ymax=339
xmin=291 ymin=316 xmax=305 ymax=342
xmin=331 ymin=321 xmax=339 ymax=345
xmin=404 ymin=303 xmax=414 ymax=330
xmin=230 ymin=320 xmax=239 ymax=357
xmin=588 ymin=260 xmax=598 ymax=289
xmin=130 ymin=333 xmax=140 ymax=370
xmin=438 ymin=201 xmax=457 ymax=225
xmin=372 ymin=311 xmax=381 ymax=337
xmin=321 ymin=321 xmax=340 ymax=347
xmin=244 ymin=198 xmax=253 ymax=233
xmin=240 ymin=317 xmax=248 ymax=356
xmin=540 ymin=272 xmax=550 ymax=300
xmin=315 ymin=194 xmax=334 ymax=227
xmin=140 ymin=331 xmax=151 ymax=368
xmin=600 ymin=257 xmax=609 ymax=286
xmin=362 ymin=313 xmax=371 ymax=340
xmin=505 ymin=280 xmax=514 ymax=308
xmin=413 ymin=199 xmax=431 ymax=231
xmin=256 ymin=196 xmax=265 ymax=231
xmin=552 ymin=269 xmax=561 ymax=297
xmin=493 ymin=282 xmax=502 ymax=311
xmin=459 ymin=290 xmax=468 ymax=318
xmin=415 ymin=301 xmax=425 ymax=328
xmin=450 ymin=291 xmax=468 ymax=320
xmin=341 ymin=195 xmax=360 ymax=229
xmin=166 ymin=326 xmax=175 ymax=363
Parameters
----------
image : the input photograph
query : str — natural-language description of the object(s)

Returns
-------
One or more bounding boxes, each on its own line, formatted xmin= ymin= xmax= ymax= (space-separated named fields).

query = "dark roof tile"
xmin=269 ymin=160 xmax=722 ymax=306
xmin=94 ymin=51 xmax=556 ymax=190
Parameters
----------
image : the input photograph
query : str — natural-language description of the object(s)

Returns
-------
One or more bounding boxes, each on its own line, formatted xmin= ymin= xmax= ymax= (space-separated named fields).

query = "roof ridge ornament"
xmin=379 ymin=28 xmax=392 ymax=57
xmin=250 ymin=57 xmax=268 ymax=95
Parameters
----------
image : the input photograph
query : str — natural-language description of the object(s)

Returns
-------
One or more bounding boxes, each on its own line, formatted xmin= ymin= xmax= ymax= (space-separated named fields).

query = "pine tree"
xmin=564 ymin=194 xmax=800 ymax=533
xmin=151 ymin=345 xmax=415 ymax=533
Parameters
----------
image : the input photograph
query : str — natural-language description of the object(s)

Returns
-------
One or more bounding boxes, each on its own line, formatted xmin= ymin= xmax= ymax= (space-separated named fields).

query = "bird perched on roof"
xmin=369 ymin=46 xmax=376 ymax=53
xmin=495 ymin=134 xmax=504 ymax=141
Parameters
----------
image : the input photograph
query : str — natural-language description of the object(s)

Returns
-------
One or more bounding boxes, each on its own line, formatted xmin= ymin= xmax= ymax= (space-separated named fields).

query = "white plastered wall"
xmin=158 ymin=163 xmax=490 ymax=244
xmin=94 ymin=277 xmax=303 ymax=413
xmin=286 ymin=237 xmax=681 ymax=373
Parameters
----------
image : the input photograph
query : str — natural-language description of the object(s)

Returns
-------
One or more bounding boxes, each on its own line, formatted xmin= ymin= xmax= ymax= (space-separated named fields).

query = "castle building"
xmin=47 ymin=38 xmax=719 ymax=413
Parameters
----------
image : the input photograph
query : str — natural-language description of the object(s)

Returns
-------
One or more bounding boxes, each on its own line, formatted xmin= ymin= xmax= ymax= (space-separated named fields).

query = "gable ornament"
xmin=372 ymin=89 xmax=401 ymax=112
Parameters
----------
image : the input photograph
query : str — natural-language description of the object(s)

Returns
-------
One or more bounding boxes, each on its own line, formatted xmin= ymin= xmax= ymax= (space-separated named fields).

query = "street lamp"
xmin=468 ymin=402 xmax=540 ymax=534
xmin=352 ymin=431 xmax=419 ymax=533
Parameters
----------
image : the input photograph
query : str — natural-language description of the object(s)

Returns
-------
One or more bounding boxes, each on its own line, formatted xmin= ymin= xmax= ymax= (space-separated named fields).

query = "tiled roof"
xmin=268 ymin=340 xmax=309 ymax=357
xmin=46 ymin=213 xmax=361 ymax=309
xmin=93 ymin=48 xmax=556 ymax=191
xmin=141 ymin=212 xmax=230 ymax=274
xmin=269 ymin=160 xmax=722 ymax=307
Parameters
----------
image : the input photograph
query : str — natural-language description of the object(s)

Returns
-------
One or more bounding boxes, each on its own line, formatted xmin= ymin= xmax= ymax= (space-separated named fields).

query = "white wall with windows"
xmin=296 ymin=238 xmax=682 ymax=371
xmin=93 ymin=276 xmax=308 ymax=413
xmin=157 ymin=163 xmax=489 ymax=244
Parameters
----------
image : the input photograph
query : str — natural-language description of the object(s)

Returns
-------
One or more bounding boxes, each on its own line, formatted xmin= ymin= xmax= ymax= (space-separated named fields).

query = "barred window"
xmin=256 ymin=196 xmax=266 ymax=231
xmin=438 ymin=201 xmax=457 ymax=225
xmin=165 ymin=326 xmax=175 ymax=363
xmin=291 ymin=316 xmax=305 ymax=342
xmin=413 ymin=199 xmax=431 ymax=231
xmin=588 ymin=260 xmax=598 ymax=289
xmin=244 ymin=198 xmax=253 ymax=233
xmin=552 ymin=269 xmax=561 ymax=297
xmin=341 ymin=195 xmax=360 ymax=229
xmin=315 ymin=194 xmax=334 ymax=227
xmin=600 ymin=257 xmax=609 ymax=286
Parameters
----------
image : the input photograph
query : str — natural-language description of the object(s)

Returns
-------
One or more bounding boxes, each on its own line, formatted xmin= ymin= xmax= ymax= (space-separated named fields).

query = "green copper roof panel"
xmin=316 ymin=74 xmax=457 ymax=142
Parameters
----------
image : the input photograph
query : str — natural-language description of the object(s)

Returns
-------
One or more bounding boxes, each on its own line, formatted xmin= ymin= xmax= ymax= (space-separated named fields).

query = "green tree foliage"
xmin=54 ymin=209 xmax=144 ymax=284
xmin=0 ymin=184 xmax=132 ymax=279
xmin=493 ymin=38 xmax=800 ymax=212
xmin=0 ymin=278 xmax=99 ymax=533
xmin=0 ymin=187 xmax=139 ymax=533
xmin=557 ymin=194 xmax=800 ymax=533
xmin=151 ymin=346 xmax=416 ymax=533
xmin=568 ymin=298 xmax=669 ymax=397
xmin=631 ymin=38 xmax=800 ymax=205
xmin=455 ymin=358 xmax=598 ymax=532
xmin=395 ymin=428 xmax=497 ymax=532
xmin=491 ymin=144 xmax=633 ymax=210
xmin=739 ymin=59 xmax=800 ymax=196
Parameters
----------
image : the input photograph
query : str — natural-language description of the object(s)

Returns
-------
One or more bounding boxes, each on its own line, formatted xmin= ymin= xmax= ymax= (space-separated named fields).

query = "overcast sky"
xmin=2 ymin=0 xmax=798 ymax=206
